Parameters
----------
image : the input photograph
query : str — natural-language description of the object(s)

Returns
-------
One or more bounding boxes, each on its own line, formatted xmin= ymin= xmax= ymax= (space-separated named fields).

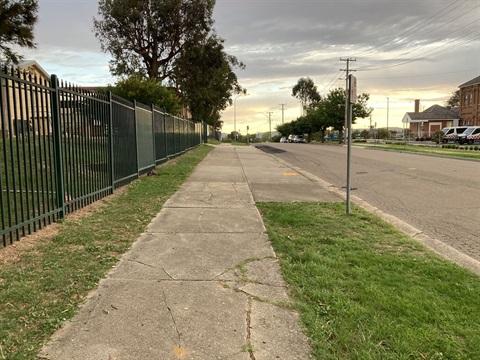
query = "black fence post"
xmin=133 ymin=100 xmax=139 ymax=176
xmin=108 ymin=91 xmax=115 ymax=192
xmin=151 ymin=104 xmax=156 ymax=164
xmin=50 ymin=75 xmax=66 ymax=220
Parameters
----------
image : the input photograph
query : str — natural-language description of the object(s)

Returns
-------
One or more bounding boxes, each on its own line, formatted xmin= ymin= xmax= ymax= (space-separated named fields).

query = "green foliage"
xmin=279 ymin=87 xmax=372 ymax=143
xmin=360 ymin=129 xmax=370 ymax=139
xmin=109 ymin=76 xmax=182 ymax=115
xmin=276 ymin=122 xmax=296 ymax=136
xmin=432 ymin=130 xmax=444 ymax=144
xmin=175 ymin=34 xmax=245 ymax=126
xmin=0 ymin=0 xmax=38 ymax=64
xmin=445 ymin=89 xmax=460 ymax=108
xmin=93 ymin=0 xmax=215 ymax=80
xmin=292 ymin=77 xmax=321 ymax=112
xmin=377 ymin=128 xmax=390 ymax=139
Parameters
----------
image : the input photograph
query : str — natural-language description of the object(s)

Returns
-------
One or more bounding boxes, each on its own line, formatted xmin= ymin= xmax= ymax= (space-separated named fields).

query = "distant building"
xmin=402 ymin=100 xmax=460 ymax=139
xmin=0 ymin=60 xmax=51 ymax=137
xmin=459 ymin=75 xmax=480 ymax=126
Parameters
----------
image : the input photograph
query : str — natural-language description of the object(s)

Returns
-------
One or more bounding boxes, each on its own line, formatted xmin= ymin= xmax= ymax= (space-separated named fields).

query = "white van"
xmin=457 ymin=126 xmax=480 ymax=145
xmin=442 ymin=126 xmax=468 ymax=143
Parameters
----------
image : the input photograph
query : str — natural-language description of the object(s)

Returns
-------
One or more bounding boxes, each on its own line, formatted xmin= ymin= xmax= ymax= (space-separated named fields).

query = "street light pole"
xmin=234 ymin=93 xmax=247 ymax=141
xmin=387 ymin=97 xmax=389 ymax=138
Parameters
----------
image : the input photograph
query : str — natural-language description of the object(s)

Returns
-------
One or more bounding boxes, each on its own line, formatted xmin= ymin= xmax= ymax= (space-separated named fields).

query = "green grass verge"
xmin=0 ymin=144 xmax=213 ymax=360
xmin=354 ymin=143 xmax=480 ymax=160
xmin=257 ymin=202 xmax=480 ymax=360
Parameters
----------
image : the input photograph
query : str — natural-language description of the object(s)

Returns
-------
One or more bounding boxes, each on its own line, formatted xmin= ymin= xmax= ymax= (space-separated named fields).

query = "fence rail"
xmin=0 ymin=68 xmax=206 ymax=247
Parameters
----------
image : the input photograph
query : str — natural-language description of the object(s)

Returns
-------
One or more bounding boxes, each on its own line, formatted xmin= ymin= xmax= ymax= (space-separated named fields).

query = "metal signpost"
xmin=346 ymin=74 xmax=357 ymax=215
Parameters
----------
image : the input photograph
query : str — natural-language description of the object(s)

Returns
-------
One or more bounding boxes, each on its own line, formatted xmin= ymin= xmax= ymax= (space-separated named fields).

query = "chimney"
xmin=414 ymin=99 xmax=420 ymax=112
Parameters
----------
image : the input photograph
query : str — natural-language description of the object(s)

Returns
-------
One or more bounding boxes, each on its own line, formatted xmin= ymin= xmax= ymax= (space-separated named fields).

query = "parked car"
xmin=287 ymin=134 xmax=295 ymax=143
xmin=442 ymin=126 xmax=468 ymax=143
xmin=293 ymin=135 xmax=306 ymax=143
xmin=457 ymin=126 xmax=480 ymax=145
xmin=280 ymin=136 xmax=288 ymax=143
xmin=324 ymin=134 xmax=339 ymax=141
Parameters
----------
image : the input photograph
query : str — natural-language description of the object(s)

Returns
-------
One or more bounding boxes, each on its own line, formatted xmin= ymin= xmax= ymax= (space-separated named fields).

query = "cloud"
xmin=19 ymin=0 xmax=480 ymax=132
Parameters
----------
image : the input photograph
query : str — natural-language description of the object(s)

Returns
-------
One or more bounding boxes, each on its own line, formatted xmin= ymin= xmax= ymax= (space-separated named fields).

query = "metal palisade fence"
xmin=0 ymin=67 xmax=206 ymax=247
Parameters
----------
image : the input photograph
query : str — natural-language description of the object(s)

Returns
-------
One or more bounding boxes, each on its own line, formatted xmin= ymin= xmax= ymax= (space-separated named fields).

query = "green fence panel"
xmin=1 ymin=67 xmax=204 ymax=248
xmin=112 ymin=96 xmax=137 ymax=188
xmin=154 ymin=108 xmax=167 ymax=163
xmin=135 ymin=103 xmax=155 ymax=173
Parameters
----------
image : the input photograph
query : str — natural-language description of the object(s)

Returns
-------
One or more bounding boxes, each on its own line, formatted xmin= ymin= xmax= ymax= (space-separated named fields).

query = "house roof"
xmin=405 ymin=105 xmax=460 ymax=122
xmin=16 ymin=60 xmax=50 ymax=79
xmin=459 ymin=75 xmax=480 ymax=88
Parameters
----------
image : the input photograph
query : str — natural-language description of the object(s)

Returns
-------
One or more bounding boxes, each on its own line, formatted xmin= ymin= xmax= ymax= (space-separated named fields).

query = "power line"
xmin=360 ymin=31 xmax=480 ymax=72
xmin=358 ymin=18 xmax=479 ymax=71
xmin=354 ymin=0 xmax=469 ymax=58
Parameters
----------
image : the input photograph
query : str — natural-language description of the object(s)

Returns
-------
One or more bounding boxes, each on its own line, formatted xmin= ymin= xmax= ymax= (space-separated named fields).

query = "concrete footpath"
xmin=38 ymin=145 xmax=341 ymax=360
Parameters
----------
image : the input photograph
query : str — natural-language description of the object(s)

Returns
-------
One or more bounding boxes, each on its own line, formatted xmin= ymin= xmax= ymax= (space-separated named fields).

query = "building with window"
xmin=402 ymin=100 xmax=460 ymax=140
xmin=459 ymin=75 xmax=479 ymax=126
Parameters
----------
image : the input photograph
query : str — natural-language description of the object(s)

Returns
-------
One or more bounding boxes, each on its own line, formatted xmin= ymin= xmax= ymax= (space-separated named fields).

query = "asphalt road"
xmin=255 ymin=143 xmax=480 ymax=263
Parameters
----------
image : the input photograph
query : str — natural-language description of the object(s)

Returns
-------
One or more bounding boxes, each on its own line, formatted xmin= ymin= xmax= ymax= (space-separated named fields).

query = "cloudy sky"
xmin=23 ymin=0 xmax=480 ymax=134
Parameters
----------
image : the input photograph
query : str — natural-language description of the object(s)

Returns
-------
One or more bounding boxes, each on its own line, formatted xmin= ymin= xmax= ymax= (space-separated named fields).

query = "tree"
xmin=108 ymin=76 xmax=181 ymax=114
xmin=445 ymin=90 xmax=460 ymax=108
xmin=319 ymin=88 xmax=373 ymax=143
xmin=276 ymin=121 xmax=296 ymax=137
xmin=292 ymin=77 xmax=321 ymax=112
xmin=360 ymin=129 xmax=370 ymax=139
xmin=0 ymin=0 xmax=38 ymax=64
xmin=175 ymin=34 xmax=245 ymax=126
xmin=93 ymin=0 xmax=215 ymax=80
xmin=377 ymin=128 xmax=390 ymax=140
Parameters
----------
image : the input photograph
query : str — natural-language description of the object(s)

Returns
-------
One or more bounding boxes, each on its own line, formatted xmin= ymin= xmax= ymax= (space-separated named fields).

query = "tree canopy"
xmin=292 ymin=77 xmax=321 ymax=112
xmin=93 ymin=0 xmax=215 ymax=80
xmin=175 ymin=35 xmax=245 ymax=126
xmin=108 ymin=76 xmax=182 ymax=115
xmin=445 ymin=89 xmax=460 ymax=108
xmin=93 ymin=0 xmax=245 ymax=127
xmin=278 ymin=87 xmax=373 ymax=143
xmin=0 ymin=0 xmax=38 ymax=64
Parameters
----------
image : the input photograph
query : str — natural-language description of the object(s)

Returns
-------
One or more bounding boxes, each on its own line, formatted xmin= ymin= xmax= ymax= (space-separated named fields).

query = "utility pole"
xmin=261 ymin=112 xmax=273 ymax=141
xmin=268 ymin=112 xmax=273 ymax=140
xmin=279 ymin=103 xmax=287 ymax=124
xmin=340 ymin=57 xmax=356 ymax=142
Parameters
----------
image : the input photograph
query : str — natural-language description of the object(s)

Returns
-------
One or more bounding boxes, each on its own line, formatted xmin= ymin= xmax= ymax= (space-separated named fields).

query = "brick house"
xmin=402 ymin=99 xmax=461 ymax=139
xmin=459 ymin=75 xmax=480 ymax=126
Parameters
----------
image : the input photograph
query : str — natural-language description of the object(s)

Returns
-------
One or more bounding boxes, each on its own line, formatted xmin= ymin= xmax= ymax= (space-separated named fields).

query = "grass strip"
xmin=257 ymin=202 xmax=480 ymax=360
xmin=0 ymin=144 xmax=214 ymax=360
xmin=354 ymin=143 xmax=480 ymax=160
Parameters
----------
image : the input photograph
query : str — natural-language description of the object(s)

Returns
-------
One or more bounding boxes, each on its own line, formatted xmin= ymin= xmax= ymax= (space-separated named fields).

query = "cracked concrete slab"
xmin=187 ymin=166 xmax=246 ymax=182
xmin=164 ymin=182 xmax=254 ymax=208
xmin=249 ymin=301 xmax=311 ymax=360
xmin=146 ymin=207 xmax=266 ymax=233
xmin=111 ymin=233 xmax=275 ymax=281
xmin=39 ymin=281 xmax=250 ymax=360
xmin=244 ymin=258 xmax=288 ymax=287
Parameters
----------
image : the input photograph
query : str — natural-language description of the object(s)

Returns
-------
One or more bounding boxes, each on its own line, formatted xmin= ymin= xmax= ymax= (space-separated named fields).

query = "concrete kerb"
xmin=256 ymin=147 xmax=480 ymax=276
